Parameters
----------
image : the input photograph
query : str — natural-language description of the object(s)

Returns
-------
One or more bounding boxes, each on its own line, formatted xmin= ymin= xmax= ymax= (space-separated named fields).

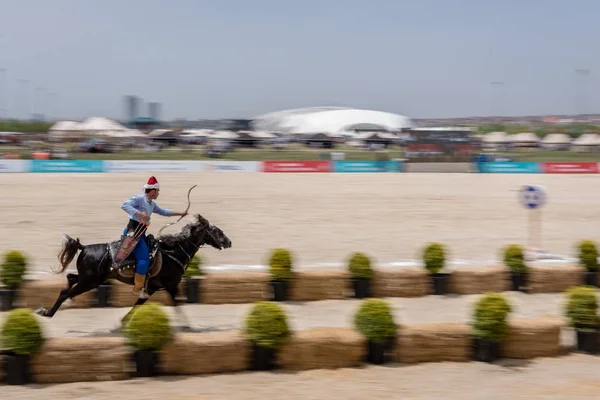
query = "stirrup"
xmin=138 ymin=288 xmax=149 ymax=300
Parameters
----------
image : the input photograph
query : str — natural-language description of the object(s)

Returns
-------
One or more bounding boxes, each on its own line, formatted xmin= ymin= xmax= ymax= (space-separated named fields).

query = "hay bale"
xmin=30 ymin=337 xmax=130 ymax=383
xmin=450 ymin=267 xmax=510 ymax=294
xmin=396 ymin=322 xmax=471 ymax=363
xmin=202 ymin=272 xmax=269 ymax=304
xmin=372 ymin=269 xmax=429 ymax=298
xmin=501 ymin=317 xmax=564 ymax=359
xmin=161 ymin=331 xmax=250 ymax=375
xmin=16 ymin=279 xmax=95 ymax=309
xmin=110 ymin=281 xmax=175 ymax=307
xmin=528 ymin=266 xmax=584 ymax=293
xmin=289 ymin=270 xmax=350 ymax=301
xmin=277 ymin=327 xmax=365 ymax=370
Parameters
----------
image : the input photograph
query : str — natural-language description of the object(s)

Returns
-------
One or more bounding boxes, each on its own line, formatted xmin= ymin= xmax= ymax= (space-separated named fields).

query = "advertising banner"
xmin=262 ymin=161 xmax=331 ymax=173
xmin=202 ymin=161 xmax=260 ymax=172
xmin=542 ymin=162 xmax=599 ymax=174
xmin=0 ymin=160 xmax=29 ymax=173
xmin=332 ymin=160 xmax=402 ymax=173
xmin=104 ymin=160 xmax=204 ymax=173
xmin=30 ymin=160 xmax=105 ymax=173
xmin=478 ymin=161 xmax=541 ymax=173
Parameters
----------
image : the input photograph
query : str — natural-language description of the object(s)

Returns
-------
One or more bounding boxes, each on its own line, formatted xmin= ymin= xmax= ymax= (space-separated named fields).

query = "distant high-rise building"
xmin=124 ymin=95 xmax=140 ymax=122
xmin=148 ymin=102 xmax=161 ymax=120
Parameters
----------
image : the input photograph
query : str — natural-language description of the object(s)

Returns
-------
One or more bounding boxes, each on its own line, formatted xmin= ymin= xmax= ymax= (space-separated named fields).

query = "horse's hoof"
xmin=34 ymin=307 xmax=47 ymax=317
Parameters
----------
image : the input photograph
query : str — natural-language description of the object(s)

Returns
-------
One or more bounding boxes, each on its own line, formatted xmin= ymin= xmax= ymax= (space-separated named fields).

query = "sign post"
xmin=518 ymin=185 xmax=547 ymax=253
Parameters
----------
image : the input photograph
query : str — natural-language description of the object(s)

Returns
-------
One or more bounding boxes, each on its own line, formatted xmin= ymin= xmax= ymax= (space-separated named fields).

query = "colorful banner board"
xmin=541 ymin=162 xmax=599 ymax=174
xmin=262 ymin=161 xmax=331 ymax=173
xmin=332 ymin=160 xmax=402 ymax=173
xmin=29 ymin=160 xmax=105 ymax=173
xmin=478 ymin=161 xmax=541 ymax=173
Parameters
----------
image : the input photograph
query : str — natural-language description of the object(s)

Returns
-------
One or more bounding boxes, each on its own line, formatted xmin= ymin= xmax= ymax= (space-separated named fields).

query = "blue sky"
xmin=0 ymin=0 xmax=598 ymax=120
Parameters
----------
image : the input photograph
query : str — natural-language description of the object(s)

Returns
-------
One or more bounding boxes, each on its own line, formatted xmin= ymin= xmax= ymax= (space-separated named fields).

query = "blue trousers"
xmin=122 ymin=228 xmax=150 ymax=274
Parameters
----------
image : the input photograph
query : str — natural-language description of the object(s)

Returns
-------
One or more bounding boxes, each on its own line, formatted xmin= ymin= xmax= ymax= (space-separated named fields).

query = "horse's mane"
xmin=158 ymin=220 xmax=200 ymax=248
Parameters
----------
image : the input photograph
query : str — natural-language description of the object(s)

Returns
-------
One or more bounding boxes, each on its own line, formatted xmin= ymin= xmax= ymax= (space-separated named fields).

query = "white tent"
xmin=48 ymin=120 xmax=83 ymax=135
xmin=571 ymin=134 xmax=600 ymax=152
xmin=541 ymin=133 xmax=571 ymax=149
xmin=508 ymin=132 xmax=539 ymax=148
xmin=78 ymin=117 xmax=145 ymax=138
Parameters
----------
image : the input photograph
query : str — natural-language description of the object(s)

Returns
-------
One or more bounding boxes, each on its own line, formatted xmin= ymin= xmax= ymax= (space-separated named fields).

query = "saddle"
xmin=107 ymin=234 xmax=163 ymax=279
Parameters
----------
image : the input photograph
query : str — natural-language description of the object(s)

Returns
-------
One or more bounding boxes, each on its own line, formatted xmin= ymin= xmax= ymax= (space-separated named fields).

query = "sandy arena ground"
xmin=0 ymin=172 xmax=598 ymax=279
xmin=5 ymin=354 xmax=600 ymax=400
xmin=2 ymin=172 xmax=600 ymax=398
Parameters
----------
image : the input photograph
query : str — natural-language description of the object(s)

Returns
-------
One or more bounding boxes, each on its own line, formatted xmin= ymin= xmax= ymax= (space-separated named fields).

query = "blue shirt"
xmin=121 ymin=194 xmax=173 ymax=222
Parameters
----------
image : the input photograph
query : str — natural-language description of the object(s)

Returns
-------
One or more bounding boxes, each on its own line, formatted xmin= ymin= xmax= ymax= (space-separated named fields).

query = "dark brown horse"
xmin=35 ymin=214 xmax=232 ymax=328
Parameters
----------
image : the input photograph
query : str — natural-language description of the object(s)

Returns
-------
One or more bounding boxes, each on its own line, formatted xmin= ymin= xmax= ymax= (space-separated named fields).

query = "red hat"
xmin=143 ymin=176 xmax=160 ymax=190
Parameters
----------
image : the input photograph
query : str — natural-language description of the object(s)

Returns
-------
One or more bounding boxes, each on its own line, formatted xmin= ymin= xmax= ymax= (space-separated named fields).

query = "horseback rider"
xmin=121 ymin=176 xmax=188 ymax=297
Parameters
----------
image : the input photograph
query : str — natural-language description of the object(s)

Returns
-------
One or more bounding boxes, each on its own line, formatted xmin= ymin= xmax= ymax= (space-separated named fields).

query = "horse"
xmin=34 ymin=213 xmax=232 ymax=329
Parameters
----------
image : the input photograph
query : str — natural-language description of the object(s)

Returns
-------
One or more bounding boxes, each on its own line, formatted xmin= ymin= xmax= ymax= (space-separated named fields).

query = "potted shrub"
xmin=95 ymin=278 xmax=114 ymax=308
xmin=577 ymin=240 xmax=599 ymax=287
xmin=423 ymin=242 xmax=450 ymax=295
xmin=0 ymin=250 xmax=29 ymax=311
xmin=183 ymin=255 xmax=203 ymax=303
xmin=268 ymin=248 xmax=293 ymax=302
xmin=354 ymin=298 xmax=397 ymax=364
xmin=124 ymin=302 xmax=172 ymax=377
xmin=348 ymin=252 xmax=374 ymax=299
xmin=503 ymin=244 xmax=528 ymax=292
xmin=244 ymin=301 xmax=290 ymax=370
xmin=471 ymin=293 xmax=512 ymax=363
xmin=1 ymin=308 xmax=45 ymax=385
xmin=565 ymin=285 xmax=600 ymax=354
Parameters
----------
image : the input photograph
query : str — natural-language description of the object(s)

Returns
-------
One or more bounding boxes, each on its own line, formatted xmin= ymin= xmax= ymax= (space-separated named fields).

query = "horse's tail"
xmin=53 ymin=234 xmax=84 ymax=274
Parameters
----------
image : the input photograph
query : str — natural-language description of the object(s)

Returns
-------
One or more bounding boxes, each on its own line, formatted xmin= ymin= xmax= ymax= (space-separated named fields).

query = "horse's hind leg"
xmin=66 ymin=273 xmax=79 ymax=289
xmin=35 ymin=279 xmax=97 ymax=318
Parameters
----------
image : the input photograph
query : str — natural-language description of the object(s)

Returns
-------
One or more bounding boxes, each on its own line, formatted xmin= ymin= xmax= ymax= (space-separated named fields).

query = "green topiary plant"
xmin=422 ymin=242 xmax=446 ymax=274
xmin=244 ymin=301 xmax=290 ymax=349
xmin=183 ymin=254 xmax=203 ymax=280
xmin=577 ymin=240 xmax=599 ymax=272
xmin=472 ymin=293 xmax=512 ymax=341
xmin=124 ymin=302 xmax=172 ymax=351
xmin=348 ymin=252 xmax=373 ymax=280
xmin=565 ymin=286 xmax=600 ymax=331
xmin=1 ymin=250 xmax=28 ymax=290
xmin=268 ymin=248 xmax=293 ymax=282
xmin=1 ymin=308 xmax=44 ymax=355
xmin=503 ymin=244 xmax=527 ymax=274
xmin=354 ymin=298 xmax=397 ymax=344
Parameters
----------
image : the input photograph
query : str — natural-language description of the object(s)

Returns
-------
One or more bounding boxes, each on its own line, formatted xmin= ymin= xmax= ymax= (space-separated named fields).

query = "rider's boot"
xmin=133 ymin=273 xmax=146 ymax=296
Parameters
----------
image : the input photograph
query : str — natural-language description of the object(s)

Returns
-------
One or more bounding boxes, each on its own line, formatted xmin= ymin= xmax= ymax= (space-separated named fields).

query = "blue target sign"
xmin=519 ymin=185 xmax=546 ymax=209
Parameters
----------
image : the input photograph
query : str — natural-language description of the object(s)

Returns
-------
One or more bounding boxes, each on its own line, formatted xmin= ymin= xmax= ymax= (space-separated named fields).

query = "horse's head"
xmin=191 ymin=213 xmax=232 ymax=251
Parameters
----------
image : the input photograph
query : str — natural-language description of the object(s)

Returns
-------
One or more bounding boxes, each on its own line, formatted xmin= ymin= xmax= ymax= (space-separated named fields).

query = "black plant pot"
xmin=95 ymin=284 xmax=112 ymax=308
xmin=510 ymin=272 xmax=527 ymax=292
xmin=250 ymin=344 xmax=276 ymax=371
xmin=431 ymin=273 xmax=450 ymax=295
xmin=3 ymin=353 xmax=30 ymax=385
xmin=185 ymin=278 xmax=200 ymax=304
xmin=271 ymin=280 xmax=288 ymax=302
xmin=584 ymin=271 xmax=598 ymax=287
xmin=0 ymin=288 xmax=16 ymax=311
xmin=576 ymin=329 xmax=600 ymax=354
xmin=352 ymin=278 xmax=371 ymax=299
xmin=472 ymin=337 xmax=500 ymax=363
xmin=132 ymin=349 xmax=160 ymax=377
xmin=366 ymin=339 xmax=394 ymax=364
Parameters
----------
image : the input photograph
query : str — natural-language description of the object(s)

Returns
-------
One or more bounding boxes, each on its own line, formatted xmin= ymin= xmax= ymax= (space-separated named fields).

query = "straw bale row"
xmin=289 ymin=270 xmax=350 ymax=301
xmin=372 ymin=269 xmax=430 ymax=297
xmin=527 ymin=265 xmax=584 ymax=293
xmin=10 ymin=265 xmax=594 ymax=309
xmin=449 ymin=267 xmax=510 ymax=294
xmin=29 ymin=337 xmax=130 ymax=383
xmin=0 ymin=317 xmax=569 ymax=385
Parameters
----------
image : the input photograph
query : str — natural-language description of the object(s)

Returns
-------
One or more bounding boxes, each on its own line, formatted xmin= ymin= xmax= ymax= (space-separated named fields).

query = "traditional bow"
xmin=157 ymin=184 xmax=197 ymax=236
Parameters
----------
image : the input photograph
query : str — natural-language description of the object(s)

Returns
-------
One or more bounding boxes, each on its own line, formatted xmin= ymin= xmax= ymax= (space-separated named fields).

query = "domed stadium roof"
xmin=251 ymin=107 xmax=414 ymax=135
